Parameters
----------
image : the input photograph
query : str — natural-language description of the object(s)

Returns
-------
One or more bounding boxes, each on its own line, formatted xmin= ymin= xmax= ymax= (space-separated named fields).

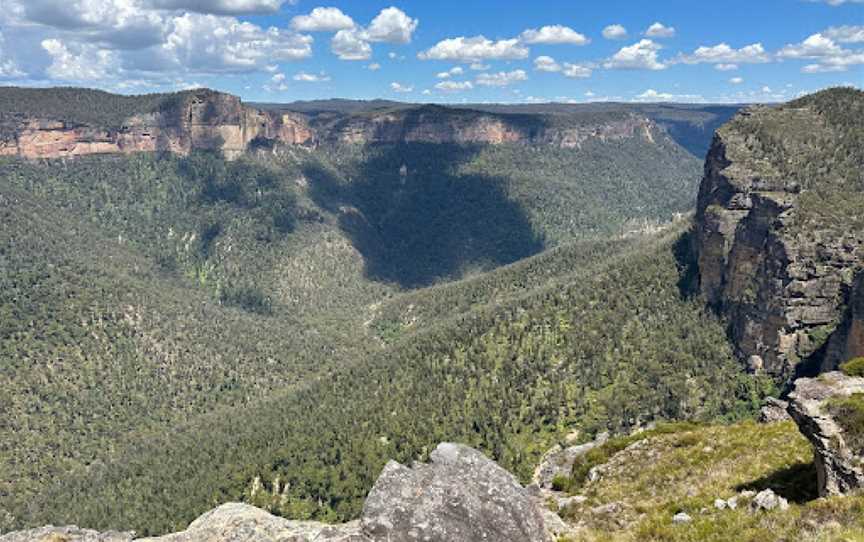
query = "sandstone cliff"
xmin=695 ymin=88 xmax=864 ymax=382
xmin=0 ymin=89 xmax=314 ymax=160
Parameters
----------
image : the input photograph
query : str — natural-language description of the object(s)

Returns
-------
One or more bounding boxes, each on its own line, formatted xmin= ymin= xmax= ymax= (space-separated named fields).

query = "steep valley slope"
xmin=6 ymin=88 xmax=863 ymax=539
xmin=0 ymin=86 xmax=750 ymax=535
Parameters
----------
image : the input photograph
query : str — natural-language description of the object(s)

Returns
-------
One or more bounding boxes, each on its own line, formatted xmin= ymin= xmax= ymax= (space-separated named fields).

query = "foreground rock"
xmin=0 ymin=443 xmax=553 ymax=542
xmin=758 ymin=397 xmax=791 ymax=423
xmin=787 ymin=371 xmax=864 ymax=495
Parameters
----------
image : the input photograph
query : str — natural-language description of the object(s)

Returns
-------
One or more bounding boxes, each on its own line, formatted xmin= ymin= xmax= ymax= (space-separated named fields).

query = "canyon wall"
xmin=694 ymin=89 xmax=864 ymax=383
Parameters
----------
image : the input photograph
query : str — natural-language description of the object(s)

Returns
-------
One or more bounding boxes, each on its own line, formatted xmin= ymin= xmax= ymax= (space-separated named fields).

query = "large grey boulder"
xmin=361 ymin=443 xmax=551 ymax=542
xmin=137 ymin=503 xmax=365 ymax=542
xmin=787 ymin=371 xmax=864 ymax=496
xmin=0 ymin=526 xmax=134 ymax=542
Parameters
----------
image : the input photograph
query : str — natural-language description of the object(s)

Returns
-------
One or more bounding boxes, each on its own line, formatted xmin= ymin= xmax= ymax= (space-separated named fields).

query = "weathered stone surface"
xmin=749 ymin=489 xmax=789 ymax=512
xmin=136 ymin=503 xmax=366 ymax=542
xmin=694 ymin=103 xmax=864 ymax=382
xmin=758 ymin=397 xmax=791 ymax=423
xmin=532 ymin=432 xmax=608 ymax=489
xmin=0 ymin=525 xmax=134 ymax=541
xmin=361 ymin=442 xmax=551 ymax=542
xmin=787 ymin=371 xmax=864 ymax=496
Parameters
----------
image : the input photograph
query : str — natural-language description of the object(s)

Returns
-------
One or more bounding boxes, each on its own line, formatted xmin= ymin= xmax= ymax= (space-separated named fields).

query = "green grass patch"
xmin=840 ymin=357 xmax=864 ymax=377
xmin=826 ymin=393 xmax=864 ymax=455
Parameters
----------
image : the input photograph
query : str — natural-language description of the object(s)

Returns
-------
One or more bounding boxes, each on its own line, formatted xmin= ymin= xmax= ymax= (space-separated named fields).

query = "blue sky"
xmin=0 ymin=0 xmax=861 ymax=103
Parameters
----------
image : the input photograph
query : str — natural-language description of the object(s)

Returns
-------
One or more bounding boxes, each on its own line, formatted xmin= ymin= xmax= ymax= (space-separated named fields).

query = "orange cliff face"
xmin=0 ymin=91 xmax=316 ymax=160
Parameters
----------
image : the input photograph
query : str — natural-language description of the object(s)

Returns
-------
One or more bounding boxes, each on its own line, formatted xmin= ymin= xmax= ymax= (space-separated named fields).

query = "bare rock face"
xmin=0 ymin=525 xmax=134 ymax=541
xmin=532 ymin=432 xmax=608 ymax=489
xmin=694 ymin=95 xmax=864 ymax=382
xmin=361 ymin=443 xmax=551 ymax=542
xmin=758 ymin=397 xmax=791 ymax=423
xmin=136 ymin=503 xmax=365 ymax=542
xmin=787 ymin=371 xmax=864 ymax=496
xmin=0 ymin=90 xmax=315 ymax=160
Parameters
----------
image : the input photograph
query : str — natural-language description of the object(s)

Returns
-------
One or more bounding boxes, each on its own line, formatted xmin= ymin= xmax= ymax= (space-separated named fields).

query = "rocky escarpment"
xmin=787 ymin=371 xmax=864 ymax=496
xmin=0 ymin=443 xmax=555 ymax=542
xmin=694 ymin=88 xmax=864 ymax=382
xmin=0 ymin=90 xmax=314 ymax=160
xmin=319 ymin=106 xmax=661 ymax=148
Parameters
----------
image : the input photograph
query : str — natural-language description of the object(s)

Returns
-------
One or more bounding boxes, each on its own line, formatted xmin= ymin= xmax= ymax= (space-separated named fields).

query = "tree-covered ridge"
xmin=0 ymin=87 xmax=203 ymax=131
xmin=721 ymin=87 xmax=864 ymax=232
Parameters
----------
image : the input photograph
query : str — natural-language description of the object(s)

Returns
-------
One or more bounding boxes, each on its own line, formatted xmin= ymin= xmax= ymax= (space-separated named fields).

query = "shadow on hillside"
xmin=304 ymin=143 xmax=545 ymax=288
xmin=672 ymin=227 xmax=700 ymax=299
xmin=735 ymin=461 xmax=819 ymax=504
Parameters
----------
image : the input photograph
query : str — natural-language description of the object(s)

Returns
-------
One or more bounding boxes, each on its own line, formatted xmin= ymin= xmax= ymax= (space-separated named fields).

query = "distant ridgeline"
xmin=0 ymin=87 xmax=737 ymax=160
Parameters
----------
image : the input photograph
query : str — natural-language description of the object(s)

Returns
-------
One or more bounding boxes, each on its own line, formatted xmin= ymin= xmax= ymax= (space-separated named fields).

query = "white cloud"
xmin=715 ymin=63 xmax=738 ymax=71
xmin=331 ymin=28 xmax=371 ymax=60
xmin=390 ymin=81 xmax=413 ymax=93
xmin=729 ymin=76 xmax=743 ymax=84
xmin=604 ymin=39 xmax=666 ymax=70
xmin=0 ymin=31 xmax=24 ymax=78
xmin=602 ymin=24 xmax=627 ymax=40
xmin=634 ymin=88 xmax=705 ymax=103
xmin=290 ymin=7 xmax=354 ymax=32
xmin=434 ymin=80 xmax=473 ymax=92
xmin=644 ymin=22 xmax=675 ymax=38
xmin=469 ymin=62 xmax=490 ymax=71
xmin=41 ymin=38 xmax=118 ymax=80
xmin=534 ymin=55 xmax=561 ymax=72
xmin=436 ymin=66 xmax=465 ymax=78
xmin=563 ymin=63 xmax=592 ymax=78
xmin=294 ymin=71 xmax=330 ymax=82
xmin=271 ymin=72 xmax=285 ymax=82
xmin=678 ymin=43 xmax=769 ymax=65
xmin=418 ymin=36 xmax=529 ymax=61
xmin=150 ymin=0 xmax=290 ymax=15
xmin=779 ymin=33 xmax=864 ymax=72
xmin=161 ymin=13 xmax=313 ymax=71
xmin=365 ymin=7 xmax=418 ymax=44
xmin=825 ymin=25 xmax=864 ymax=43
xmin=475 ymin=69 xmax=527 ymax=87
xmin=808 ymin=0 xmax=864 ymax=4
xmin=367 ymin=62 xmax=381 ymax=70
xmin=520 ymin=25 xmax=589 ymax=45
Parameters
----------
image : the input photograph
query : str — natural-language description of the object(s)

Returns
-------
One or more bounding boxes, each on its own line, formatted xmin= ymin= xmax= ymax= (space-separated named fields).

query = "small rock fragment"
xmin=672 ymin=512 xmax=692 ymax=524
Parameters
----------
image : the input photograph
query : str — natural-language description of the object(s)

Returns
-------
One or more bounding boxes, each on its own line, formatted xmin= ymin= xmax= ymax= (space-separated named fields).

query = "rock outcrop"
xmin=0 ymin=443 xmax=554 ymax=542
xmin=787 ymin=371 xmax=864 ymax=496
xmin=694 ymin=89 xmax=864 ymax=382
xmin=0 ymin=90 xmax=314 ymax=160
xmin=532 ymin=432 xmax=608 ymax=488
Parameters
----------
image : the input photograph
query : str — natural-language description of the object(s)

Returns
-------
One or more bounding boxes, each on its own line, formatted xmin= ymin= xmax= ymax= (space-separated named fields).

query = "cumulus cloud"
xmin=0 ymin=31 xmax=24 ymax=78
xmin=290 ymin=7 xmax=354 ymax=32
xmin=520 ymin=25 xmax=589 ymax=45
xmin=365 ymin=7 xmax=418 ymax=44
xmin=534 ymin=55 xmax=561 ymax=72
xmin=824 ymin=25 xmax=864 ymax=43
xmin=418 ymin=36 xmax=529 ymax=61
xmin=729 ymin=76 xmax=743 ymax=84
xmin=469 ymin=62 xmax=490 ymax=71
xmin=150 ymin=0 xmax=291 ymax=15
xmin=436 ymin=66 xmax=465 ymax=78
xmin=604 ymin=39 xmax=666 ymax=70
xmin=367 ymin=62 xmax=381 ymax=70
xmin=475 ymin=69 xmax=527 ymax=87
xmin=563 ymin=62 xmax=592 ymax=78
xmin=434 ymin=80 xmax=473 ymax=92
xmin=644 ymin=22 xmax=675 ymax=38
xmin=779 ymin=32 xmax=864 ymax=72
xmin=390 ymin=81 xmax=413 ymax=93
xmin=602 ymin=24 xmax=627 ymax=40
xmin=294 ymin=71 xmax=330 ymax=82
xmin=41 ymin=38 xmax=118 ymax=80
xmin=160 ymin=13 xmax=313 ymax=71
xmin=715 ymin=63 xmax=738 ymax=71
xmin=678 ymin=43 xmax=769 ymax=65
xmin=331 ymin=28 xmax=371 ymax=60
